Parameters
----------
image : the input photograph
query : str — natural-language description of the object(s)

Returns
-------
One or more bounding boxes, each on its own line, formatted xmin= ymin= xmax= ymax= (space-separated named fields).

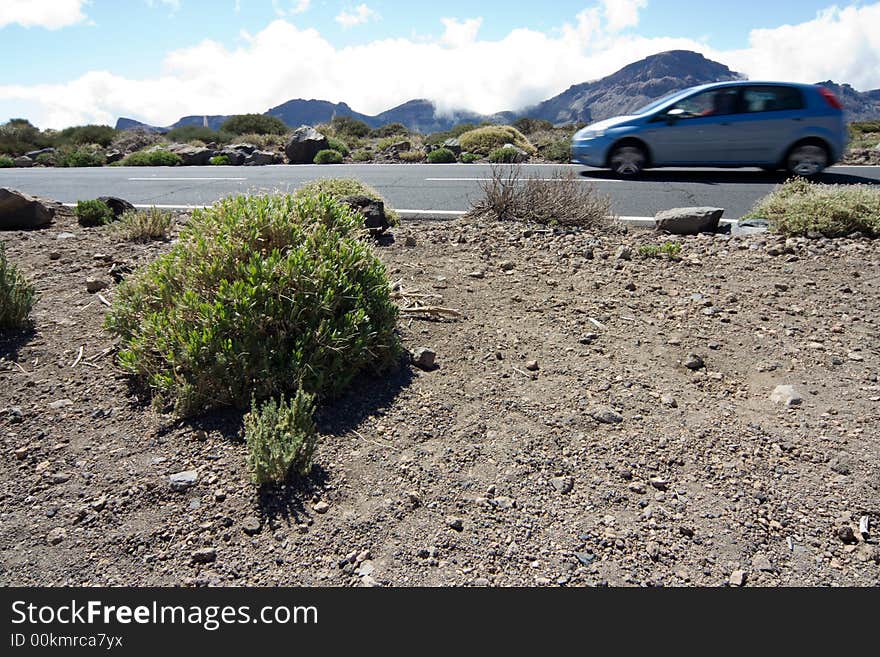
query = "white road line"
xmin=63 ymin=202 xmax=209 ymax=210
xmin=398 ymin=209 xmax=466 ymax=215
xmin=127 ymin=177 xmax=247 ymax=181
xmin=424 ymin=177 xmax=623 ymax=183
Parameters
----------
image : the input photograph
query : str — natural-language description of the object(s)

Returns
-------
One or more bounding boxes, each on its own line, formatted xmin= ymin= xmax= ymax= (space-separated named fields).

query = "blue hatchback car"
xmin=571 ymin=81 xmax=847 ymax=177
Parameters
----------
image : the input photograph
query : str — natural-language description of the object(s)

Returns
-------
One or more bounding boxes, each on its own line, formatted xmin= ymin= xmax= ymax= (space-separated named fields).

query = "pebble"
xmin=85 ymin=278 xmax=109 ymax=293
xmin=729 ymin=570 xmax=747 ymax=587
xmin=242 ymin=517 xmax=262 ymax=535
xmin=411 ymin=347 xmax=437 ymax=371
xmin=446 ymin=516 xmax=464 ymax=531
xmin=169 ymin=470 xmax=198 ymax=491
xmin=550 ymin=476 xmax=574 ymax=494
xmin=615 ymin=246 xmax=632 ymax=261
xmin=192 ymin=547 xmax=217 ymax=564
xmin=770 ymin=384 xmax=802 ymax=407
xmin=46 ymin=528 xmax=67 ymax=545
xmin=48 ymin=399 xmax=73 ymax=410
xmin=525 ymin=360 xmax=539 ymax=372
xmin=683 ymin=353 xmax=705 ymax=370
xmin=313 ymin=501 xmax=330 ymax=514
xmin=752 ymin=552 xmax=774 ymax=572
xmin=589 ymin=407 xmax=623 ymax=424
xmin=660 ymin=394 xmax=678 ymax=408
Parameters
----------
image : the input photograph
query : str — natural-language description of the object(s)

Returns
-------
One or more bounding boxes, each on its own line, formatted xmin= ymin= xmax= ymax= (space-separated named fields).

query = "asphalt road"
xmin=2 ymin=163 xmax=879 ymax=219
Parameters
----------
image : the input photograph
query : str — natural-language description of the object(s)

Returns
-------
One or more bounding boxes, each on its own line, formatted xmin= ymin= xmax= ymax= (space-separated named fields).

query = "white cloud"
xmin=273 ymin=0 xmax=310 ymax=16
xmin=440 ymin=18 xmax=482 ymax=48
xmin=3 ymin=3 xmax=880 ymax=129
xmin=335 ymin=4 xmax=377 ymax=29
xmin=0 ymin=0 xmax=88 ymax=30
xmin=146 ymin=0 xmax=181 ymax=13
xmin=601 ymin=0 xmax=647 ymax=33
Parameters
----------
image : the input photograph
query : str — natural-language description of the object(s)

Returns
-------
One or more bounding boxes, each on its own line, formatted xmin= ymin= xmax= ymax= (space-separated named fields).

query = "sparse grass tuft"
xmin=0 ymin=242 xmax=35 ymax=330
xmin=352 ymin=149 xmax=373 ymax=162
xmin=744 ymin=177 xmax=880 ymax=237
xmin=638 ymin=242 xmax=682 ymax=259
xmin=245 ymin=390 xmax=319 ymax=486
xmin=114 ymin=207 xmax=173 ymax=242
xmin=467 ymin=166 xmax=612 ymax=229
xmin=398 ymin=150 xmax=425 ymax=163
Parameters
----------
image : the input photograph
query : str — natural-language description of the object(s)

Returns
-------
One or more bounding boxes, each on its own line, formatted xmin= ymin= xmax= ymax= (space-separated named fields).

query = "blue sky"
xmin=1 ymin=1 xmax=878 ymax=128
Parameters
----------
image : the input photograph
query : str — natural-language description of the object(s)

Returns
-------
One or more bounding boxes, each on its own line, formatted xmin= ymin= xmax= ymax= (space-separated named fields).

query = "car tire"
xmin=609 ymin=144 xmax=646 ymax=177
xmin=786 ymin=142 xmax=828 ymax=177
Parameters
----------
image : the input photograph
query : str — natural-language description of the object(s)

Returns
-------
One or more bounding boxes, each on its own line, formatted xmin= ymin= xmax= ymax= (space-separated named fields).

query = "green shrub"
xmin=541 ymin=139 xmax=572 ymax=163
xmin=0 ymin=118 xmax=48 ymax=156
xmin=326 ymin=137 xmax=350 ymax=157
xmin=230 ymin=132 xmax=285 ymax=149
xmin=105 ymin=193 xmax=400 ymax=416
xmin=513 ymin=118 xmax=554 ymax=135
xmin=489 ymin=146 xmax=524 ymax=163
xmin=75 ymin=199 xmax=115 ymax=227
xmin=221 ymin=114 xmax=288 ymax=136
xmin=426 ymin=148 xmax=456 ymax=164
xmin=165 ymin=125 xmax=221 ymax=144
xmin=121 ymin=149 xmax=182 ymax=166
xmin=352 ymin=149 xmax=373 ymax=162
xmin=245 ymin=390 xmax=319 ymax=485
xmin=209 ymin=154 xmax=231 ymax=166
xmin=330 ymin=116 xmax=371 ymax=139
xmin=55 ymin=124 xmax=117 ymax=147
xmin=115 ymin=208 xmax=173 ymax=242
xmin=0 ymin=243 xmax=35 ymax=330
xmin=34 ymin=152 xmax=55 ymax=166
xmin=294 ymin=178 xmax=398 ymax=224
xmin=314 ymin=149 xmax=343 ymax=164
xmin=0 ymin=155 xmax=13 ymax=168
xmin=460 ymin=152 xmax=478 ymax=163
xmin=371 ymin=122 xmax=409 ymax=138
xmin=58 ymin=148 xmax=105 ymax=167
xmin=398 ymin=150 xmax=425 ymax=163
xmin=744 ymin=178 xmax=880 ymax=237
xmin=638 ymin=242 xmax=682 ymax=259
xmin=459 ymin=125 xmax=536 ymax=156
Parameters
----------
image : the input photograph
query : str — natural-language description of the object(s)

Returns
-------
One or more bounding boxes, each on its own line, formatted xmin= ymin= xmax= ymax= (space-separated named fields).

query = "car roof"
xmin=684 ymin=80 xmax=818 ymax=93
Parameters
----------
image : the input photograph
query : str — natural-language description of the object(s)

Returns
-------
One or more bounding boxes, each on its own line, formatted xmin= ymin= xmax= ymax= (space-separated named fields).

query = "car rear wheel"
xmin=786 ymin=143 xmax=828 ymax=177
xmin=609 ymin=144 xmax=646 ymax=177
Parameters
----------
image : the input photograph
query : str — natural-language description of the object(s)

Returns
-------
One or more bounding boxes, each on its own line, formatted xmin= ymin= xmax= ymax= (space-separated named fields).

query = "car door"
xmin=730 ymin=85 xmax=807 ymax=164
xmin=642 ymin=87 xmax=742 ymax=165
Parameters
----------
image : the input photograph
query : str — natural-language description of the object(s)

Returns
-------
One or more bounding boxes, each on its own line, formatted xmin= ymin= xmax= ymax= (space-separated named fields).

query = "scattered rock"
xmin=751 ymin=552 xmax=774 ymax=572
xmin=615 ymin=246 xmax=632 ymax=261
xmin=411 ymin=347 xmax=437 ymax=371
xmin=285 ymin=126 xmax=329 ymax=164
xmin=550 ymin=476 xmax=574 ymax=494
xmin=48 ymin=399 xmax=73 ymax=410
xmin=525 ymin=360 xmax=539 ymax=372
xmin=729 ymin=570 xmax=747 ymax=587
xmin=96 ymin=196 xmax=136 ymax=217
xmin=770 ymin=384 xmax=802 ymax=407
xmin=655 ymin=207 xmax=724 ymax=235
xmin=192 ymin=547 xmax=217 ymax=564
xmin=837 ymin=525 xmax=857 ymax=544
xmin=86 ymin=278 xmax=110 ymax=293
xmin=660 ymin=394 xmax=678 ymax=408
xmin=169 ymin=470 xmax=198 ymax=492
xmin=339 ymin=195 xmax=389 ymax=234
xmin=313 ymin=501 xmax=330 ymax=514
xmin=14 ymin=156 xmax=34 ymax=168
xmin=589 ymin=407 xmax=623 ymax=424
xmin=0 ymin=188 xmax=56 ymax=230
xmin=649 ymin=477 xmax=669 ymax=491
xmin=46 ymin=528 xmax=67 ymax=545
xmin=683 ymin=353 xmax=705 ymax=370
xmin=241 ymin=517 xmax=262 ymax=536
xmin=446 ymin=516 xmax=464 ymax=531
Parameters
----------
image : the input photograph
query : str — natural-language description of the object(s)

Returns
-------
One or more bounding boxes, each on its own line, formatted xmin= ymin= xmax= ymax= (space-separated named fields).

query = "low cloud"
xmin=335 ymin=4 xmax=378 ymax=29
xmin=0 ymin=0 xmax=88 ymax=30
xmin=2 ymin=2 xmax=880 ymax=129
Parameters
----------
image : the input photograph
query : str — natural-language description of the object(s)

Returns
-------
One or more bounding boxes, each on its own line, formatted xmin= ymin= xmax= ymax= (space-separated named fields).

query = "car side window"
xmin=669 ymin=88 xmax=741 ymax=119
xmin=742 ymin=86 xmax=805 ymax=113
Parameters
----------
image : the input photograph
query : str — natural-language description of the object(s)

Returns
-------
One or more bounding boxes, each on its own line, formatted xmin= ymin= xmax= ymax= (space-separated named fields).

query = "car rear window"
xmin=742 ymin=86 xmax=805 ymax=113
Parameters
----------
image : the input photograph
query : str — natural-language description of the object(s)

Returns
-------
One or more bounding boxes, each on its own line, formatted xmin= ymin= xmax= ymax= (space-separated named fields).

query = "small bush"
xmin=489 ymin=146 xmax=524 ymax=164
xmin=513 ymin=118 xmax=554 ymax=135
xmin=76 ymin=199 xmax=115 ymax=227
xmin=371 ymin=122 xmax=409 ymax=139
xmin=0 ymin=155 xmax=13 ymax=168
xmin=245 ymin=390 xmax=319 ymax=486
xmin=0 ymin=243 xmax=35 ymax=330
xmin=55 ymin=124 xmax=117 ymax=147
xmin=352 ymin=149 xmax=373 ymax=162
xmin=744 ymin=178 xmax=880 ymax=237
xmin=460 ymin=152 xmax=478 ymax=163
xmin=105 ymin=193 xmax=400 ymax=416
xmin=209 ymin=154 xmax=231 ymax=166
xmin=541 ymin=139 xmax=572 ymax=163
xmin=34 ymin=152 xmax=55 ymax=166
xmin=314 ymin=149 xmax=343 ymax=164
xmin=121 ymin=149 xmax=182 ymax=166
xmin=326 ymin=137 xmax=350 ymax=157
xmin=330 ymin=116 xmax=371 ymax=139
xmin=427 ymin=148 xmax=456 ymax=164
xmin=467 ymin=166 xmax=612 ymax=228
xmin=221 ymin=114 xmax=288 ymax=136
xmin=294 ymin=178 xmax=399 ymax=225
xmin=58 ymin=148 xmax=105 ymax=167
xmin=166 ymin=125 xmax=221 ymax=144
xmin=459 ymin=125 xmax=536 ymax=156
xmin=110 ymin=129 xmax=163 ymax=154
xmin=398 ymin=150 xmax=425 ymax=163
xmin=638 ymin=242 xmax=682 ymax=259
xmin=115 ymin=208 xmax=173 ymax=242
xmin=231 ymin=132 xmax=286 ymax=149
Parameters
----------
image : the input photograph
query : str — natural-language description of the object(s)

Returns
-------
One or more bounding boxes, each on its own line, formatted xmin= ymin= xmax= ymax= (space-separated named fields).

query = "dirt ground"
xmin=1 ymin=209 xmax=878 ymax=587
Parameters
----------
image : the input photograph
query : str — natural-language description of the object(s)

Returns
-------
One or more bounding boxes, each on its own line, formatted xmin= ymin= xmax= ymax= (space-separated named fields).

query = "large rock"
xmin=0 ymin=188 xmax=56 ymax=229
xmin=25 ymin=147 xmax=55 ymax=159
xmin=244 ymin=150 xmax=280 ymax=166
xmin=97 ymin=196 xmax=136 ymax=217
xmin=655 ymin=207 xmax=724 ymax=235
xmin=13 ymin=156 xmax=34 ymax=168
xmin=340 ymin=195 xmax=390 ymax=234
xmin=441 ymin=138 xmax=462 ymax=155
xmin=285 ymin=126 xmax=328 ymax=164
xmin=166 ymin=143 xmax=216 ymax=166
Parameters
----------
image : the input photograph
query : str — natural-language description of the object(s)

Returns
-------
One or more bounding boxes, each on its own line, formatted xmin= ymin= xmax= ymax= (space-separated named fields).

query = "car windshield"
xmin=633 ymin=88 xmax=695 ymax=115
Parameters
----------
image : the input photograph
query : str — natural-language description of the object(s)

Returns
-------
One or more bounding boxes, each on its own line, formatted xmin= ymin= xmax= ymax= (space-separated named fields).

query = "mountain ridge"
xmin=115 ymin=50 xmax=880 ymax=133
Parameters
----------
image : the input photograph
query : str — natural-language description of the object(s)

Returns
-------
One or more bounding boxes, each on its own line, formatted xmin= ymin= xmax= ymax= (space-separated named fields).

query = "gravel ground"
xmin=1 ymin=210 xmax=878 ymax=587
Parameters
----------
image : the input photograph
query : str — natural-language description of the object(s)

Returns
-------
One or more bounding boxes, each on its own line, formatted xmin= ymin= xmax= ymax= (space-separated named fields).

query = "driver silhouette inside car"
xmin=699 ymin=92 xmax=738 ymax=117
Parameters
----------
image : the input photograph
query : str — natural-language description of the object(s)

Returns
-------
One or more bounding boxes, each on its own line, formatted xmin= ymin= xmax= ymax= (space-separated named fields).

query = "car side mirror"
xmin=665 ymin=108 xmax=686 ymax=123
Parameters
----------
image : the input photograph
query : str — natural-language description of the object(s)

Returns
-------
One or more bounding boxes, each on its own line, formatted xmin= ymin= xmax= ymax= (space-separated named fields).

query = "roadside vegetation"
xmin=75 ymin=199 xmax=115 ymax=227
xmin=0 ymin=243 xmax=35 ymax=330
xmin=745 ymin=177 xmax=880 ymax=237
xmin=293 ymin=178 xmax=399 ymax=225
xmin=114 ymin=207 xmax=174 ymax=242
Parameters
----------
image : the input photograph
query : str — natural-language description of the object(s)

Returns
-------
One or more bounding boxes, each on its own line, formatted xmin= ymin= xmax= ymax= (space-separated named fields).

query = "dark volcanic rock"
xmin=339 ymin=195 xmax=390 ymax=233
xmin=285 ymin=126 xmax=329 ymax=164
xmin=97 ymin=196 xmax=136 ymax=218
xmin=0 ymin=188 xmax=56 ymax=229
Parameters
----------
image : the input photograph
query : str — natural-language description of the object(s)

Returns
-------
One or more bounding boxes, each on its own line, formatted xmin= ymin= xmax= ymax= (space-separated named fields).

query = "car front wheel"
xmin=786 ymin=143 xmax=828 ymax=177
xmin=609 ymin=144 xmax=646 ymax=177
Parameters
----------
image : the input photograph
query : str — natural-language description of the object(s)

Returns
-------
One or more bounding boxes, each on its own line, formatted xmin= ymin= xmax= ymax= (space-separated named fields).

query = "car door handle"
xmin=719 ymin=122 xmax=731 ymax=126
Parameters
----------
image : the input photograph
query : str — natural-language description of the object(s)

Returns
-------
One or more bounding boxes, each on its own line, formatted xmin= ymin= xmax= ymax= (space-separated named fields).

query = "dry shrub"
xmin=467 ymin=166 xmax=612 ymax=228
xmin=114 ymin=207 xmax=173 ymax=242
